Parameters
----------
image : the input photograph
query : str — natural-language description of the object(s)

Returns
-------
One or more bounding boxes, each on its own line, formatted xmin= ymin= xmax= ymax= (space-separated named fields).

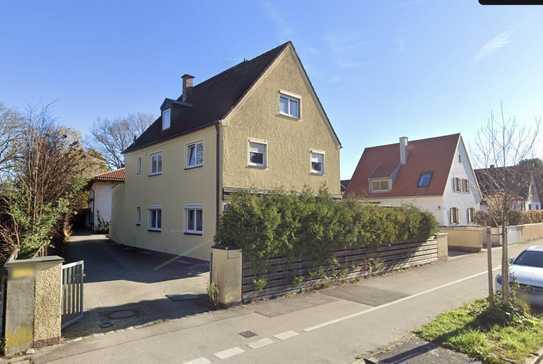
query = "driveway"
xmin=62 ymin=233 xmax=210 ymax=338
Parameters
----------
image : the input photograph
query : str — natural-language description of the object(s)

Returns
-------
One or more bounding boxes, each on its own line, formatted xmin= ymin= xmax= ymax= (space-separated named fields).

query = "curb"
xmin=526 ymin=347 xmax=543 ymax=364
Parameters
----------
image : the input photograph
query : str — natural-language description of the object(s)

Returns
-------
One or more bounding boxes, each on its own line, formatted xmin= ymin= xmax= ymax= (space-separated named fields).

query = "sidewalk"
xmin=30 ymin=241 xmax=538 ymax=364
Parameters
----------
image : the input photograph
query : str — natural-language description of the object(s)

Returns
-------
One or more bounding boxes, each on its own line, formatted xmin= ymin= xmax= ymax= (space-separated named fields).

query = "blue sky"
xmin=1 ymin=1 xmax=542 ymax=178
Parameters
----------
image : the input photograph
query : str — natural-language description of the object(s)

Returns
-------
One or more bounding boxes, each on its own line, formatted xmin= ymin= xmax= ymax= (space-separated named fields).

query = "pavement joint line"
xmin=274 ymin=330 xmax=299 ymax=340
xmin=214 ymin=346 xmax=245 ymax=360
xmin=247 ymin=337 xmax=274 ymax=349
xmin=183 ymin=357 xmax=211 ymax=364
xmin=153 ymin=255 xmax=180 ymax=271
xmin=303 ymin=266 xmax=502 ymax=332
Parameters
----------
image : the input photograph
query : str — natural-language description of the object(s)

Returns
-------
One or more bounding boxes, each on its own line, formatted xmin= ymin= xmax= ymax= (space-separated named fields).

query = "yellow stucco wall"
xmin=112 ymin=126 xmax=217 ymax=261
xmin=222 ymin=45 xmax=341 ymax=195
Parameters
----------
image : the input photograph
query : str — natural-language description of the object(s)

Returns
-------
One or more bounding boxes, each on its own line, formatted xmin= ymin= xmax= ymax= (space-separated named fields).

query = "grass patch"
xmin=415 ymin=299 xmax=543 ymax=364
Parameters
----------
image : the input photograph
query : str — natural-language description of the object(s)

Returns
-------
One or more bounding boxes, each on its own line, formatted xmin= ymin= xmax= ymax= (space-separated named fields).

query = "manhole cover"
xmin=239 ymin=330 xmax=258 ymax=338
xmin=105 ymin=309 xmax=138 ymax=320
xmin=99 ymin=321 xmax=114 ymax=328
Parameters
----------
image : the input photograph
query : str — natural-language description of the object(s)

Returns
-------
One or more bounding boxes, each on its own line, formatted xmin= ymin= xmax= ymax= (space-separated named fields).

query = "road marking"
xmin=214 ymin=347 xmax=245 ymax=359
xmin=247 ymin=337 xmax=274 ymax=349
xmin=304 ymin=267 xmax=501 ymax=332
xmin=274 ymin=330 xmax=299 ymax=340
xmin=183 ymin=357 xmax=211 ymax=364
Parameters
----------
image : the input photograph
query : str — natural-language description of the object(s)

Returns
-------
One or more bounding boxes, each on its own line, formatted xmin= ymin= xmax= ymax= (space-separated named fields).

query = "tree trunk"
xmin=487 ymin=227 xmax=494 ymax=304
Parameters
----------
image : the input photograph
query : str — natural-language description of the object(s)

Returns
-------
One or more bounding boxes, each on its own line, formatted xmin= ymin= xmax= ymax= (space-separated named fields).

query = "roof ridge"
xmin=95 ymin=168 xmax=125 ymax=177
xmin=364 ymin=133 xmax=460 ymax=150
xmin=176 ymin=41 xmax=291 ymax=100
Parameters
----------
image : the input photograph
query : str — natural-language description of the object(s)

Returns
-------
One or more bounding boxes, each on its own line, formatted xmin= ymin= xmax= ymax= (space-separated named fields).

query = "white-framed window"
xmin=162 ymin=108 xmax=171 ymax=130
xmin=369 ymin=179 xmax=390 ymax=193
xmin=148 ymin=207 xmax=162 ymax=231
xmin=279 ymin=92 xmax=300 ymax=119
xmin=248 ymin=140 xmax=267 ymax=168
xmin=450 ymin=207 xmax=459 ymax=224
xmin=185 ymin=204 xmax=203 ymax=235
xmin=462 ymin=179 xmax=469 ymax=193
xmin=137 ymin=157 xmax=142 ymax=175
xmin=136 ymin=207 xmax=142 ymax=225
xmin=186 ymin=141 xmax=204 ymax=169
xmin=467 ymin=207 xmax=475 ymax=224
xmin=310 ymin=151 xmax=325 ymax=175
xmin=150 ymin=152 xmax=163 ymax=175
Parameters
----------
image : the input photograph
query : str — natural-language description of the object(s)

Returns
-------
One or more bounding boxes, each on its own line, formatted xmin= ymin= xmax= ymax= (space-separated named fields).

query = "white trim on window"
xmin=310 ymin=150 xmax=325 ymax=175
xmin=278 ymin=91 xmax=301 ymax=119
xmin=247 ymin=138 xmax=268 ymax=168
xmin=162 ymin=108 xmax=171 ymax=130
xmin=369 ymin=178 xmax=391 ymax=193
xmin=148 ymin=205 xmax=162 ymax=231
xmin=184 ymin=203 xmax=203 ymax=235
xmin=149 ymin=152 xmax=163 ymax=176
xmin=185 ymin=141 xmax=204 ymax=169
xmin=137 ymin=157 xmax=143 ymax=175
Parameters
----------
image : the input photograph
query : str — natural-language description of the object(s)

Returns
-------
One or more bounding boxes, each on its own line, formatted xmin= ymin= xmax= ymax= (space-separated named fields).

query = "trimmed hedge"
xmin=215 ymin=190 xmax=438 ymax=266
xmin=475 ymin=209 xmax=543 ymax=227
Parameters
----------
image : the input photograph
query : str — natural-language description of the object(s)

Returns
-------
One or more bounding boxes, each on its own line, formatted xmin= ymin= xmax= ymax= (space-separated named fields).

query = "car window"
xmin=513 ymin=251 xmax=543 ymax=268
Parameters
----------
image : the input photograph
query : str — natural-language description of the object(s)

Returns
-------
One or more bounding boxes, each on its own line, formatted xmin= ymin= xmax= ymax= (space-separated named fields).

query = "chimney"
xmin=399 ymin=136 xmax=408 ymax=165
xmin=181 ymin=74 xmax=194 ymax=103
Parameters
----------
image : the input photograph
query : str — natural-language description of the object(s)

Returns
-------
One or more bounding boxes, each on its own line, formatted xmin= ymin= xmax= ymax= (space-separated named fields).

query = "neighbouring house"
xmin=88 ymin=168 xmax=125 ymax=232
xmin=345 ymin=133 xmax=482 ymax=226
xmin=475 ymin=167 xmax=542 ymax=211
xmin=110 ymin=41 xmax=341 ymax=261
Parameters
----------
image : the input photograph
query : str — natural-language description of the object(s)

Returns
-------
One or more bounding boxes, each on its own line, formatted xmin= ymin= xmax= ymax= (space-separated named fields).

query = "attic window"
xmin=279 ymin=92 xmax=300 ymax=119
xmin=369 ymin=179 xmax=390 ymax=193
xmin=417 ymin=171 xmax=433 ymax=188
xmin=162 ymin=108 xmax=171 ymax=130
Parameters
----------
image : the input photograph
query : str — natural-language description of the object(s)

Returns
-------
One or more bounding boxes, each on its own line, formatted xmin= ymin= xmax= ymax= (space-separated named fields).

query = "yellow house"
xmin=110 ymin=41 xmax=341 ymax=261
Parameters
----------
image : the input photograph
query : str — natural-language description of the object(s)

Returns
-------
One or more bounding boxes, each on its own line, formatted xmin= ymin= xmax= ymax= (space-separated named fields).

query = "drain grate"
xmin=239 ymin=330 xmax=258 ymax=338
xmin=105 ymin=309 xmax=139 ymax=320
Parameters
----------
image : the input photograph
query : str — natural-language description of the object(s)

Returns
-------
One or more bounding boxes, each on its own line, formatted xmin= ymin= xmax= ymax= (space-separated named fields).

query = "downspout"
xmin=215 ymin=122 xmax=221 ymax=231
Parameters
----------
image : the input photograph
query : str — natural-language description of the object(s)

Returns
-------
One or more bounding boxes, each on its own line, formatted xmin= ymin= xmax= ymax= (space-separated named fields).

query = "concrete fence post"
xmin=435 ymin=233 xmax=448 ymax=260
xmin=210 ymin=247 xmax=242 ymax=306
xmin=3 ymin=256 xmax=63 ymax=355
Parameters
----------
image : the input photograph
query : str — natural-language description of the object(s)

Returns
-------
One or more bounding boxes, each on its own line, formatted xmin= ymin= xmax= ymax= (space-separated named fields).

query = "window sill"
xmin=148 ymin=229 xmax=161 ymax=233
xmin=184 ymin=165 xmax=203 ymax=170
xmin=136 ymin=223 xmax=141 ymax=226
xmin=310 ymin=171 xmax=324 ymax=176
xmin=184 ymin=231 xmax=203 ymax=236
xmin=247 ymin=164 xmax=267 ymax=170
xmin=277 ymin=112 xmax=301 ymax=121
xmin=148 ymin=173 xmax=162 ymax=177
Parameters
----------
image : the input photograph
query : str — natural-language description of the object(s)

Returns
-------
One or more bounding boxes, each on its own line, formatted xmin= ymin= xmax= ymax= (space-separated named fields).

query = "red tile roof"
xmin=345 ymin=134 xmax=460 ymax=198
xmin=93 ymin=168 xmax=125 ymax=182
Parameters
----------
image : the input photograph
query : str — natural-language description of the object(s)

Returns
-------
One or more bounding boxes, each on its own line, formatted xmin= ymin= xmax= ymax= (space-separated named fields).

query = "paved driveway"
xmin=63 ymin=233 xmax=210 ymax=338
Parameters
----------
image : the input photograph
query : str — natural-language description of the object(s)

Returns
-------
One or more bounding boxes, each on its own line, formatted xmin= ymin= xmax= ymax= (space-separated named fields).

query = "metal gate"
xmin=62 ymin=260 xmax=84 ymax=329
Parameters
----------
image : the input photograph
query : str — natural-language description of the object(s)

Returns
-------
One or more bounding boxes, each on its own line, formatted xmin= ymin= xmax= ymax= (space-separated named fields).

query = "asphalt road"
xmin=32 ymin=241 xmax=538 ymax=364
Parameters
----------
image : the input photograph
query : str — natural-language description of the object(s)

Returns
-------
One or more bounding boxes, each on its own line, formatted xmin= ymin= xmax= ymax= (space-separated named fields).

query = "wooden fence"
xmin=242 ymin=238 xmax=438 ymax=302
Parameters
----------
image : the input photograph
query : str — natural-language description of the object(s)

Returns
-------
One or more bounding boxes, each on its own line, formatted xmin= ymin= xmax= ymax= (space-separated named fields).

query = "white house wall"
xmin=366 ymin=195 xmax=446 ymax=225
xmin=442 ymin=137 xmax=481 ymax=225
xmin=91 ymin=182 xmax=114 ymax=230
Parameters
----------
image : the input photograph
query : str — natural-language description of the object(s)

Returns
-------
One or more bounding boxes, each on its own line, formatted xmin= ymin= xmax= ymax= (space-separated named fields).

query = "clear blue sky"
xmin=1 ymin=1 xmax=542 ymax=178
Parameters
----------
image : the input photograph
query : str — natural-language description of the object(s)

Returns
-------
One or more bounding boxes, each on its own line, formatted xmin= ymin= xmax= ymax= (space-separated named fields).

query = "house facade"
xmin=88 ymin=169 xmax=125 ymax=232
xmin=110 ymin=42 xmax=341 ymax=261
xmin=345 ymin=134 xmax=481 ymax=226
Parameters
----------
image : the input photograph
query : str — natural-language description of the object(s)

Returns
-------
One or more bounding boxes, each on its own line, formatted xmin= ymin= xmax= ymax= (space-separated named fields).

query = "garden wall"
xmin=241 ymin=238 xmax=438 ymax=302
xmin=440 ymin=226 xmax=488 ymax=252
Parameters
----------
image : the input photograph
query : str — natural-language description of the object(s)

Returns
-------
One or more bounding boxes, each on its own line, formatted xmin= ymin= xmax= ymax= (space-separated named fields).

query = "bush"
xmin=521 ymin=210 xmax=543 ymax=224
xmin=215 ymin=190 xmax=438 ymax=266
xmin=475 ymin=209 xmax=522 ymax=227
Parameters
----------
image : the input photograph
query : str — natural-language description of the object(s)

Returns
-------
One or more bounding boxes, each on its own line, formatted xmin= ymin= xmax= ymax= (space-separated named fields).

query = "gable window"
xmin=162 ymin=109 xmax=171 ymax=130
xmin=279 ymin=93 xmax=300 ymax=119
xmin=149 ymin=207 xmax=162 ymax=231
xmin=150 ymin=152 xmax=163 ymax=175
xmin=248 ymin=140 xmax=267 ymax=168
xmin=462 ymin=179 xmax=469 ymax=192
xmin=450 ymin=207 xmax=459 ymax=224
xmin=458 ymin=153 xmax=462 ymax=163
xmin=136 ymin=207 xmax=141 ymax=225
xmin=417 ymin=171 xmax=433 ymax=188
xmin=467 ymin=208 xmax=475 ymax=224
xmin=137 ymin=157 xmax=142 ymax=175
xmin=370 ymin=179 xmax=390 ymax=193
xmin=185 ymin=204 xmax=203 ymax=235
xmin=310 ymin=151 xmax=325 ymax=175
xmin=186 ymin=142 xmax=204 ymax=169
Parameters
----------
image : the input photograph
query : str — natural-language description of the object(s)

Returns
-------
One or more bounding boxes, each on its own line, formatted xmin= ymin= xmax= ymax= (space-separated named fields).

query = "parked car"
xmin=496 ymin=246 xmax=543 ymax=306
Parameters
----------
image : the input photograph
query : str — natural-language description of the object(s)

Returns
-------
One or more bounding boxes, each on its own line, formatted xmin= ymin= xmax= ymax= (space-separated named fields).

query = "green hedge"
xmin=215 ymin=190 xmax=438 ymax=266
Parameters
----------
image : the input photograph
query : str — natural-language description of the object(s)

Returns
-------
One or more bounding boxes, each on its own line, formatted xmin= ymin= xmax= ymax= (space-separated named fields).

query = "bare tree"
xmin=474 ymin=103 xmax=541 ymax=303
xmin=89 ymin=113 xmax=155 ymax=169
xmin=0 ymin=105 xmax=88 ymax=260
xmin=0 ymin=103 xmax=23 ymax=181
